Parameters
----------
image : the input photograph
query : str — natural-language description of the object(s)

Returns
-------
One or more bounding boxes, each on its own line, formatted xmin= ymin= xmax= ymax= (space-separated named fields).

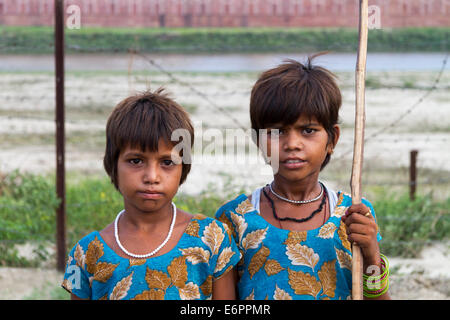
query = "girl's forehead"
xmin=122 ymin=139 xmax=175 ymax=155
xmin=268 ymin=114 xmax=320 ymax=128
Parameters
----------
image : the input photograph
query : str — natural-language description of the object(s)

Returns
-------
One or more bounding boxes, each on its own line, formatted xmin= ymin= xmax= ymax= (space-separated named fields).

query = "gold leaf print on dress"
xmin=264 ymin=259 xmax=284 ymax=276
xmin=193 ymin=213 xmax=207 ymax=220
xmin=179 ymin=282 xmax=200 ymax=300
xmin=222 ymin=223 xmax=233 ymax=239
xmin=244 ymin=289 xmax=255 ymax=300
xmin=201 ymin=220 xmax=225 ymax=255
xmin=318 ymin=260 xmax=337 ymax=298
xmin=200 ymin=275 xmax=213 ymax=297
xmin=93 ymin=262 xmax=118 ymax=283
xmin=167 ymin=256 xmax=188 ymax=288
xmin=336 ymin=192 xmax=345 ymax=206
xmin=128 ymin=258 xmax=146 ymax=268
xmin=288 ymin=268 xmax=321 ymax=298
xmin=235 ymin=199 xmax=255 ymax=215
xmin=145 ymin=268 xmax=171 ymax=291
xmin=284 ymin=231 xmax=307 ymax=246
xmin=109 ymin=272 xmax=133 ymax=300
xmin=332 ymin=206 xmax=348 ymax=218
xmin=85 ymin=237 xmax=104 ymax=274
xmin=185 ymin=220 xmax=200 ymax=237
xmin=217 ymin=212 xmax=236 ymax=239
xmin=132 ymin=289 xmax=165 ymax=300
xmin=248 ymin=245 xmax=270 ymax=279
xmin=180 ymin=247 xmax=210 ymax=265
xmin=286 ymin=243 xmax=319 ymax=271
xmin=74 ymin=243 xmax=85 ymax=269
xmin=318 ymin=222 xmax=337 ymax=239
xmin=338 ymin=222 xmax=351 ymax=252
xmin=61 ymin=279 xmax=72 ymax=292
xmin=215 ymin=247 xmax=235 ymax=274
xmin=242 ymin=227 xmax=268 ymax=250
xmin=335 ymin=248 xmax=352 ymax=270
xmin=230 ymin=212 xmax=247 ymax=242
xmin=273 ymin=285 xmax=292 ymax=300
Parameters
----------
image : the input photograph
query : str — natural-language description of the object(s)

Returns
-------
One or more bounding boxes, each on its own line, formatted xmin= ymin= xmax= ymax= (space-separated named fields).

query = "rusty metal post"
xmin=410 ymin=150 xmax=418 ymax=201
xmin=55 ymin=0 xmax=66 ymax=272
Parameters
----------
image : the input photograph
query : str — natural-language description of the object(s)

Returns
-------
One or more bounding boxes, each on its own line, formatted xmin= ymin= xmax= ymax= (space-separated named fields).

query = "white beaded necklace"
xmin=114 ymin=202 xmax=177 ymax=259
xmin=269 ymin=181 xmax=323 ymax=204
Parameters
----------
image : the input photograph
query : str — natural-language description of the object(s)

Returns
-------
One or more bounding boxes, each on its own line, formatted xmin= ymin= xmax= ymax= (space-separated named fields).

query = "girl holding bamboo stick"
xmin=215 ymin=54 xmax=390 ymax=300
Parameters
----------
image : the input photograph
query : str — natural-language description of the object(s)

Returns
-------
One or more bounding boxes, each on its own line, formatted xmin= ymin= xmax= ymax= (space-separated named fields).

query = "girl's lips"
xmin=137 ymin=191 xmax=164 ymax=199
xmin=281 ymin=159 xmax=306 ymax=169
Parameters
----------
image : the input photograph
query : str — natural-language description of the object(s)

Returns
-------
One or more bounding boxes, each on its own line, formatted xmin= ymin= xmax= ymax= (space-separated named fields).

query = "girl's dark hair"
xmin=103 ymin=88 xmax=194 ymax=189
xmin=250 ymin=52 xmax=342 ymax=169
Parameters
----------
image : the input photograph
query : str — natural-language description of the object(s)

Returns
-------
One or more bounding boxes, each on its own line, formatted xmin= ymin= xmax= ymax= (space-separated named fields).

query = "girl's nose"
xmin=143 ymin=162 xmax=160 ymax=184
xmin=284 ymin=131 xmax=303 ymax=151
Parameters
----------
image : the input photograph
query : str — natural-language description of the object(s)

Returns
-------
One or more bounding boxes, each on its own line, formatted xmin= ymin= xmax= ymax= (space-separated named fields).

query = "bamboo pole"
xmin=351 ymin=0 xmax=369 ymax=300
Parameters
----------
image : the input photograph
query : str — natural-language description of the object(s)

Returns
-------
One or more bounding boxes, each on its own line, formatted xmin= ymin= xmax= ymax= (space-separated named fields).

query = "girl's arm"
xmin=342 ymin=203 xmax=391 ymax=300
xmin=212 ymin=268 xmax=237 ymax=300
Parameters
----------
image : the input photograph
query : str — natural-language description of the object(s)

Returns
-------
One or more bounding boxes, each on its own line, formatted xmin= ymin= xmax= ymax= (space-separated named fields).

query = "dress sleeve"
xmin=210 ymin=220 xmax=242 ymax=280
xmin=61 ymin=240 xmax=92 ymax=299
xmin=214 ymin=199 xmax=241 ymax=248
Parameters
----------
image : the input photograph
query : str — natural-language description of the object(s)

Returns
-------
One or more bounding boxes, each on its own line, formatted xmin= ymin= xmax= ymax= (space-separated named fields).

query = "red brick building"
xmin=0 ymin=0 xmax=449 ymax=28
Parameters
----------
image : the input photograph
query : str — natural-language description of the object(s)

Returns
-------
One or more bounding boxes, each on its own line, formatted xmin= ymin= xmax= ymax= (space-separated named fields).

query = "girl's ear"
xmin=328 ymin=124 xmax=340 ymax=153
xmin=333 ymin=124 xmax=340 ymax=147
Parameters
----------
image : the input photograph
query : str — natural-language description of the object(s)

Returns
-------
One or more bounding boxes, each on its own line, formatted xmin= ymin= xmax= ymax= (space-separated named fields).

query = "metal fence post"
xmin=410 ymin=150 xmax=418 ymax=201
xmin=55 ymin=0 xmax=66 ymax=272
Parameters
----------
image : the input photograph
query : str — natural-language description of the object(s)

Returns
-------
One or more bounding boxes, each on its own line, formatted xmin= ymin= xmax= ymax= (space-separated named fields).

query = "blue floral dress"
xmin=61 ymin=214 xmax=241 ymax=300
xmin=215 ymin=188 xmax=381 ymax=300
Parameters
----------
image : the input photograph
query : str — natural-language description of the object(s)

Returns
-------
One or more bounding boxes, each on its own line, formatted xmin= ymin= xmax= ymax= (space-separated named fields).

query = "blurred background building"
xmin=0 ymin=0 xmax=449 ymax=28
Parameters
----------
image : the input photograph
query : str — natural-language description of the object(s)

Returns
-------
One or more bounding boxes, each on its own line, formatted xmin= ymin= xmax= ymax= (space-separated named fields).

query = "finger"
xmin=347 ymin=203 xmax=371 ymax=217
xmin=346 ymin=232 xmax=371 ymax=247
xmin=344 ymin=218 xmax=379 ymax=238
xmin=343 ymin=211 xmax=372 ymax=226
xmin=346 ymin=222 xmax=372 ymax=236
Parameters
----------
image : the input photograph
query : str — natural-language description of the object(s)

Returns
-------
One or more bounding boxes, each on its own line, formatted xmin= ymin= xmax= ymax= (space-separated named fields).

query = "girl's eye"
xmin=162 ymin=159 xmax=174 ymax=166
xmin=129 ymin=158 xmax=142 ymax=165
xmin=303 ymin=128 xmax=316 ymax=135
xmin=268 ymin=129 xmax=283 ymax=137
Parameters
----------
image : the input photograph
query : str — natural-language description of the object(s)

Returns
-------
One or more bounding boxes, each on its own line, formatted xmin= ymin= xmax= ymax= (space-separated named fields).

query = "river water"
xmin=0 ymin=52 xmax=448 ymax=72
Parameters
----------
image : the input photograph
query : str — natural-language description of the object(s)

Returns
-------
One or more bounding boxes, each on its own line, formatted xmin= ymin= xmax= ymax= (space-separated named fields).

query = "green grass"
xmin=1 ymin=26 xmax=448 ymax=54
xmin=373 ymin=189 xmax=450 ymax=257
xmin=0 ymin=171 xmax=448 ymax=267
xmin=23 ymin=281 xmax=70 ymax=300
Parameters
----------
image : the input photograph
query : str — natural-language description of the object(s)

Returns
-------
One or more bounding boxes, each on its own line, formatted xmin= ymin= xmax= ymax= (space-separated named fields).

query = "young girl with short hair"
xmin=62 ymin=89 xmax=240 ymax=300
xmin=215 ymin=56 xmax=390 ymax=300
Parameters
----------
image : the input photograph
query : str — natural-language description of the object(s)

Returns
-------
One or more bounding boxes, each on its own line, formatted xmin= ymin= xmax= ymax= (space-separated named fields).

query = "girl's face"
xmin=116 ymin=139 xmax=183 ymax=215
xmin=265 ymin=114 xmax=339 ymax=183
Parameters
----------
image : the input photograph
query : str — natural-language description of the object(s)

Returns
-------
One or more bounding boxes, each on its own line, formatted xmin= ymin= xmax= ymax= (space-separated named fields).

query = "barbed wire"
xmin=134 ymin=50 xmax=248 ymax=130
xmin=334 ymin=52 xmax=449 ymax=161
xmin=1 ymin=42 xmax=449 ymax=257
xmin=364 ymin=54 xmax=449 ymax=142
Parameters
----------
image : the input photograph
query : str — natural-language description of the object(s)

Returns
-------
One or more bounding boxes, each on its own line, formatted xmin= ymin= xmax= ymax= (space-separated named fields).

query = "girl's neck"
xmin=272 ymin=175 xmax=321 ymax=201
xmin=121 ymin=201 xmax=174 ymax=233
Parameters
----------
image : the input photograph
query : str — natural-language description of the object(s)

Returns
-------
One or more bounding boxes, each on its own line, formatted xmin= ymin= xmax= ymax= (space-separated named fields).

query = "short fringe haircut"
xmin=103 ymin=88 xmax=194 ymax=189
xmin=250 ymin=52 xmax=342 ymax=169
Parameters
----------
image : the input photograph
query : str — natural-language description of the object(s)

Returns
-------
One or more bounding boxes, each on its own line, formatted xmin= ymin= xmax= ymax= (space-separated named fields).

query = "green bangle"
xmin=363 ymin=254 xmax=389 ymax=279
xmin=363 ymin=280 xmax=389 ymax=298
xmin=362 ymin=254 xmax=390 ymax=298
